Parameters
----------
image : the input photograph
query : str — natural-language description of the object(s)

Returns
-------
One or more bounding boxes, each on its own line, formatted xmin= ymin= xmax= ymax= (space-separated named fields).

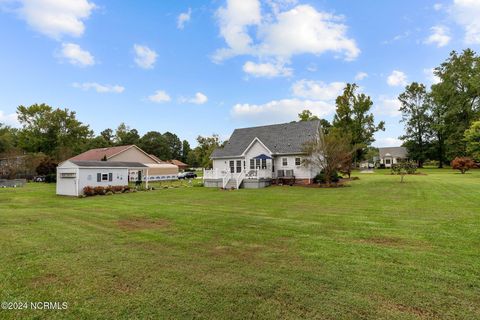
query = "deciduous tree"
xmin=333 ymin=84 xmax=385 ymax=164
xmin=398 ymin=82 xmax=432 ymax=167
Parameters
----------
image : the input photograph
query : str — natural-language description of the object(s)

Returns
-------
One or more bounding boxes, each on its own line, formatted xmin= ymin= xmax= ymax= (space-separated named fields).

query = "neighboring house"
xmin=169 ymin=159 xmax=189 ymax=171
xmin=204 ymin=120 xmax=320 ymax=189
xmin=378 ymin=147 xmax=408 ymax=168
xmin=67 ymin=145 xmax=178 ymax=181
xmin=56 ymin=160 xmax=147 ymax=196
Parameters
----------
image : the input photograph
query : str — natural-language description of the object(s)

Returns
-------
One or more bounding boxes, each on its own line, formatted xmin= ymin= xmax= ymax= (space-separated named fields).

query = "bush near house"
xmin=93 ymin=186 xmax=106 ymax=195
xmin=313 ymin=171 xmax=341 ymax=184
xmin=451 ymin=157 xmax=475 ymax=174
xmin=83 ymin=186 xmax=95 ymax=196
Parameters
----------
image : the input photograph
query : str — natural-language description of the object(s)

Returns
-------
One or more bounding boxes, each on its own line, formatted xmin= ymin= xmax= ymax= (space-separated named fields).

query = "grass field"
xmin=1 ymin=169 xmax=479 ymax=319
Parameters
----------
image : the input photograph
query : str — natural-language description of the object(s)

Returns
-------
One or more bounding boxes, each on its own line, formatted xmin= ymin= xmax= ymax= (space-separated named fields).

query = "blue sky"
xmin=1 ymin=0 xmax=479 ymax=147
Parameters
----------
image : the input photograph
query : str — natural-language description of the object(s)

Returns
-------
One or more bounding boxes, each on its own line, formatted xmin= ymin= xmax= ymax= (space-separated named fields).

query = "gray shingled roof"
xmin=70 ymin=160 xmax=148 ymax=168
xmin=211 ymin=120 xmax=320 ymax=158
xmin=378 ymin=147 xmax=408 ymax=158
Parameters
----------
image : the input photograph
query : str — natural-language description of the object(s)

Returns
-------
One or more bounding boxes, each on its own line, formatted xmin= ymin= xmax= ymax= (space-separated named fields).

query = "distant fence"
xmin=0 ymin=179 xmax=27 ymax=187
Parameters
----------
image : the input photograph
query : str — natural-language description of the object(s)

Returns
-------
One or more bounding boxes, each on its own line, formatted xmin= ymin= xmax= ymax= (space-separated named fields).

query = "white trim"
xmin=241 ymin=137 xmax=272 ymax=156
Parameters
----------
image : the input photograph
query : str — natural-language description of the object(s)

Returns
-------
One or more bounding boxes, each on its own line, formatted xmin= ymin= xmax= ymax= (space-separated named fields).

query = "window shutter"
xmin=97 ymin=173 xmax=101 ymax=182
xmin=109 ymin=173 xmax=113 ymax=181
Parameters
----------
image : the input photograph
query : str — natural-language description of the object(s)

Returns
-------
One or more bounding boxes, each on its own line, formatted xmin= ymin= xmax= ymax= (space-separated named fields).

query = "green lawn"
xmin=1 ymin=169 xmax=479 ymax=319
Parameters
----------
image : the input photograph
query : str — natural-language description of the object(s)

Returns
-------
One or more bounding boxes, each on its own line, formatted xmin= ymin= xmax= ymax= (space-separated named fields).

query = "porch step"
xmin=225 ymin=179 xmax=237 ymax=189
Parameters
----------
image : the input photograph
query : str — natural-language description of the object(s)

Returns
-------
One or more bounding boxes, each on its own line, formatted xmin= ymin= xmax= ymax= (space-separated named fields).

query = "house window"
xmin=250 ymin=159 xmax=255 ymax=169
xmin=295 ymin=157 xmax=301 ymax=166
xmin=261 ymin=159 xmax=266 ymax=169
xmin=60 ymin=172 xmax=76 ymax=179
xmin=385 ymin=159 xmax=391 ymax=165
xmin=229 ymin=161 xmax=235 ymax=173
xmin=282 ymin=158 xmax=288 ymax=166
xmin=236 ymin=160 xmax=242 ymax=173
xmin=101 ymin=173 xmax=109 ymax=181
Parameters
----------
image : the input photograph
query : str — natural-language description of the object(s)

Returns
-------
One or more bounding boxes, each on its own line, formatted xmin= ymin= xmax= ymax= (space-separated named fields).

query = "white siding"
xmin=77 ymin=168 xmax=128 ymax=195
xmin=56 ymin=167 xmax=78 ymax=196
xmin=56 ymin=162 xmax=129 ymax=196
xmin=273 ymin=155 xmax=316 ymax=179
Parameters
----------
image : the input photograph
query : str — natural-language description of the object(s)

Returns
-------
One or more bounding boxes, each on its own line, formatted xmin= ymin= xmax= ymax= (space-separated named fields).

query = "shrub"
xmin=314 ymin=171 xmax=341 ymax=184
xmin=106 ymin=191 xmax=113 ymax=196
xmin=112 ymin=185 xmax=124 ymax=193
xmin=122 ymin=185 xmax=130 ymax=193
xmin=105 ymin=185 xmax=114 ymax=194
xmin=83 ymin=186 xmax=95 ymax=196
xmin=93 ymin=186 xmax=105 ymax=195
xmin=391 ymin=161 xmax=418 ymax=182
xmin=451 ymin=157 xmax=475 ymax=174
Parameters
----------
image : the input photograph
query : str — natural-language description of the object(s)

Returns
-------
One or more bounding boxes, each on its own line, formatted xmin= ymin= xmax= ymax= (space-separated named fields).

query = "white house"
xmin=378 ymin=147 xmax=408 ymax=168
xmin=204 ymin=120 xmax=321 ymax=189
xmin=68 ymin=145 xmax=178 ymax=182
xmin=56 ymin=160 xmax=148 ymax=196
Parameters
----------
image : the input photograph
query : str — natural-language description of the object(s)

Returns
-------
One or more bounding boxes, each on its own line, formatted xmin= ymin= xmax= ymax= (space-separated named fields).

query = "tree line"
xmin=398 ymin=49 xmax=480 ymax=167
xmin=0 ymin=104 xmax=222 ymax=178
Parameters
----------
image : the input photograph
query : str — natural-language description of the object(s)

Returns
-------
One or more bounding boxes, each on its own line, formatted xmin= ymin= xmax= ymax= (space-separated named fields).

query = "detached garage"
xmin=56 ymin=160 xmax=147 ymax=196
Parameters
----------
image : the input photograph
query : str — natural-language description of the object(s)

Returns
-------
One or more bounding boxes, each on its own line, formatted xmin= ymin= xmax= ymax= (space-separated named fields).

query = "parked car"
xmin=33 ymin=176 xmax=46 ymax=182
xmin=178 ymin=172 xmax=197 ymax=179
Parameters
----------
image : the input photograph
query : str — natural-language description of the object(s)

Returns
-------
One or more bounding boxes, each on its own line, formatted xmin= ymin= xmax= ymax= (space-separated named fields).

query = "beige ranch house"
xmin=204 ymin=120 xmax=321 ymax=189
xmin=378 ymin=147 xmax=408 ymax=168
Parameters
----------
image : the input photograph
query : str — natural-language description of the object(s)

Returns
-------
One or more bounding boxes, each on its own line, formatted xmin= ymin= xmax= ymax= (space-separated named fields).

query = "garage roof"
xmin=70 ymin=161 xmax=148 ymax=168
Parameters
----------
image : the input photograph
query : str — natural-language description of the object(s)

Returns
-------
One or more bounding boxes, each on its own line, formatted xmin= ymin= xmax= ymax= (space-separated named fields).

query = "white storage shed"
xmin=56 ymin=160 xmax=148 ymax=196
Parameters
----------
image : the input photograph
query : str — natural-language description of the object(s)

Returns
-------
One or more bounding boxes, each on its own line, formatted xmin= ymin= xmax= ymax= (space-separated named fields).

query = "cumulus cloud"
xmin=10 ymin=0 xmax=96 ymax=39
xmin=354 ymin=72 xmax=368 ymax=81
xmin=243 ymin=61 xmax=292 ymax=78
xmin=214 ymin=1 xmax=359 ymax=74
xmin=177 ymin=8 xmax=191 ymax=29
xmin=375 ymin=96 xmax=402 ymax=117
xmin=425 ymin=25 xmax=451 ymax=47
xmin=387 ymin=70 xmax=407 ymax=87
xmin=231 ymin=98 xmax=335 ymax=124
xmin=148 ymin=90 xmax=171 ymax=103
xmin=291 ymin=80 xmax=345 ymax=101
xmin=433 ymin=3 xmax=443 ymax=11
xmin=451 ymin=0 xmax=480 ymax=44
xmin=133 ymin=44 xmax=157 ymax=69
xmin=0 ymin=111 xmax=20 ymax=127
xmin=72 ymin=82 xmax=125 ymax=93
xmin=59 ymin=43 xmax=95 ymax=66
xmin=180 ymin=92 xmax=208 ymax=105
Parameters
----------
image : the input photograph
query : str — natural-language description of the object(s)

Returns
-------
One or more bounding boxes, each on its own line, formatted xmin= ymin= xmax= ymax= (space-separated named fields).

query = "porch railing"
xmin=203 ymin=168 xmax=272 ymax=182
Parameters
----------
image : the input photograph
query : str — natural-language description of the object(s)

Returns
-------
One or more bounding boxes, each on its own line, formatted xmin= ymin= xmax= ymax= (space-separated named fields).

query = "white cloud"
xmin=177 ymin=8 xmax=191 ymax=30
xmin=423 ymin=68 xmax=441 ymax=84
xmin=452 ymin=0 xmax=480 ymax=44
xmin=214 ymin=1 xmax=359 ymax=73
xmin=0 ymin=111 xmax=20 ymax=127
xmin=292 ymin=80 xmax=345 ymax=101
xmin=354 ymin=72 xmax=368 ymax=81
xmin=243 ymin=61 xmax=292 ymax=78
xmin=148 ymin=90 xmax=171 ymax=103
xmin=12 ymin=0 xmax=96 ymax=39
xmin=180 ymin=92 xmax=208 ymax=105
xmin=433 ymin=3 xmax=443 ymax=11
xmin=375 ymin=96 xmax=402 ymax=117
xmin=59 ymin=43 xmax=94 ymax=66
xmin=387 ymin=70 xmax=407 ymax=87
xmin=72 ymin=82 xmax=124 ymax=93
xmin=375 ymin=137 xmax=403 ymax=147
xmin=133 ymin=44 xmax=157 ymax=69
xmin=231 ymin=98 xmax=335 ymax=124
xmin=424 ymin=25 xmax=451 ymax=47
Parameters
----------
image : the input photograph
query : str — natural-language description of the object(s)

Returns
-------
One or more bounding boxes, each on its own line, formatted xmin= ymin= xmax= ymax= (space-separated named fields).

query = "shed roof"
xmin=211 ymin=120 xmax=320 ymax=158
xmin=69 ymin=160 xmax=148 ymax=168
xmin=378 ymin=147 xmax=408 ymax=158
xmin=169 ymin=159 xmax=188 ymax=167
xmin=68 ymin=145 xmax=160 ymax=163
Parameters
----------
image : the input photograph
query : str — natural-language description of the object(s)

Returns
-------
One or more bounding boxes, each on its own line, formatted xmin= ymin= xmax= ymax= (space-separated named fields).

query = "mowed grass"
xmin=0 ymin=169 xmax=479 ymax=319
